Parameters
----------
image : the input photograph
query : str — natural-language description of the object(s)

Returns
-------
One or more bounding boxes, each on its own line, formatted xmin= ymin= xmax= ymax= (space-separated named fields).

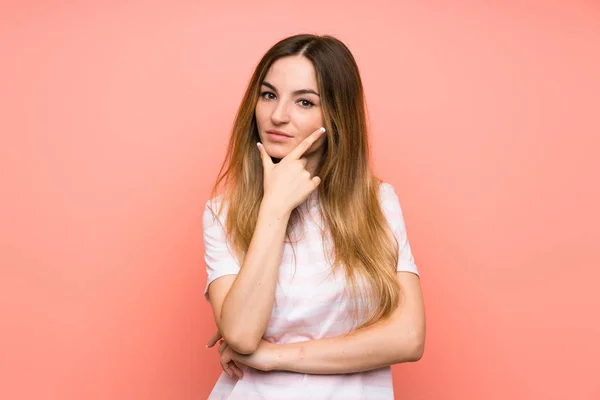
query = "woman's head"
xmin=255 ymin=55 xmax=325 ymax=171
xmin=212 ymin=34 xmax=401 ymax=328
xmin=229 ymin=34 xmax=370 ymax=180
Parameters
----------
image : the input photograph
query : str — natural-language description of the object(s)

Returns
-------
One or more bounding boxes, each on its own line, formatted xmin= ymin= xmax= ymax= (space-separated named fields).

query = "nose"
xmin=270 ymin=100 xmax=290 ymax=125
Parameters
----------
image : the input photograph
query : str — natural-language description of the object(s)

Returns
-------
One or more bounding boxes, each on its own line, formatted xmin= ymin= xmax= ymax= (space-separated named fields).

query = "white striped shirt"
xmin=203 ymin=182 xmax=419 ymax=399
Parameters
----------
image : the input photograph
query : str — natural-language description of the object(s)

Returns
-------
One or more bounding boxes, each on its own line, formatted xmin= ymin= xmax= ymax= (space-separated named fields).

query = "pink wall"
xmin=1 ymin=1 xmax=599 ymax=399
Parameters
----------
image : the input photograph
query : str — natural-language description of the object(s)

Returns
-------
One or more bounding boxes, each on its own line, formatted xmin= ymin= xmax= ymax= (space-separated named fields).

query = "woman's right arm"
xmin=206 ymin=127 xmax=325 ymax=355
xmin=207 ymin=200 xmax=291 ymax=355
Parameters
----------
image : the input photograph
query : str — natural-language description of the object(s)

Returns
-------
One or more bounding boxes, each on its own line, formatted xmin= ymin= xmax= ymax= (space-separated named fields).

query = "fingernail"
xmin=257 ymin=142 xmax=262 ymax=149
xmin=320 ymin=127 xmax=326 ymax=133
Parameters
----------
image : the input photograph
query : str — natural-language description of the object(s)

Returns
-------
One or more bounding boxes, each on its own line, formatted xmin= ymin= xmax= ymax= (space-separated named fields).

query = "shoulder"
xmin=203 ymin=194 xmax=228 ymax=230
xmin=378 ymin=181 xmax=396 ymax=196
xmin=204 ymin=193 xmax=225 ymax=214
xmin=377 ymin=181 xmax=402 ymax=208
xmin=377 ymin=181 xmax=408 ymax=230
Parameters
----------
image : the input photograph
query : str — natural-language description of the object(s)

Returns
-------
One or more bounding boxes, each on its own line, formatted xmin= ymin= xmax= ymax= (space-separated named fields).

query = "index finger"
xmin=285 ymin=127 xmax=326 ymax=160
xmin=206 ymin=330 xmax=222 ymax=348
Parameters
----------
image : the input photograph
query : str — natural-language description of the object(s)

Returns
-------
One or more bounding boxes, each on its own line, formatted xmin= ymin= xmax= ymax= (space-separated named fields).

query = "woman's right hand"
xmin=257 ymin=127 xmax=325 ymax=213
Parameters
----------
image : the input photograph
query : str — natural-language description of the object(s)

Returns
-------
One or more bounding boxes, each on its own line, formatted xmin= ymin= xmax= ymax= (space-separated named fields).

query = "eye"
xmin=260 ymin=91 xmax=276 ymax=100
xmin=298 ymin=99 xmax=314 ymax=108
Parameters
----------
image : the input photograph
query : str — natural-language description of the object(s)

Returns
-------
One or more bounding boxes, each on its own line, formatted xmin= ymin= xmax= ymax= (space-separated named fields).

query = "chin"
xmin=263 ymin=143 xmax=289 ymax=159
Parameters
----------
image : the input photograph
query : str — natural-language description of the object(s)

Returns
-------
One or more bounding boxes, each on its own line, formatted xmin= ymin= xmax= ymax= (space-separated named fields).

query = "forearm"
xmin=219 ymin=200 xmax=290 ymax=353
xmin=271 ymin=318 xmax=424 ymax=374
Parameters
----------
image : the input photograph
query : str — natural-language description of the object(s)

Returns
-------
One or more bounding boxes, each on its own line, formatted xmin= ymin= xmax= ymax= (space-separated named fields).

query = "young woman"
xmin=203 ymin=34 xmax=425 ymax=400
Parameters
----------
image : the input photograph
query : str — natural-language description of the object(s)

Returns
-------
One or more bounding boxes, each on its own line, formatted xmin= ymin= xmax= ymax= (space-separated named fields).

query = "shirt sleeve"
xmin=202 ymin=198 xmax=242 ymax=302
xmin=379 ymin=183 xmax=420 ymax=277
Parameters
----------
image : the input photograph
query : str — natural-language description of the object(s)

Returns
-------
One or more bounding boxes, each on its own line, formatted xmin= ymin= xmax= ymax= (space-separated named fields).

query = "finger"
xmin=232 ymin=360 xmax=245 ymax=375
xmin=218 ymin=341 xmax=227 ymax=354
xmin=299 ymin=157 xmax=309 ymax=168
xmin=285 ymin=127 xmax=326 ymax=160
xmin=206 ymin=331 xmax=222 ymax=348
xmin=221 ymin=362 xmax=234 ymax=378
xmin=257 ymin=142 xmax=274 ymax=170
xmin=229 ymin=362 xmax=244 ymax=379
xmin=220 ymin=353 xmax=234 ymax=378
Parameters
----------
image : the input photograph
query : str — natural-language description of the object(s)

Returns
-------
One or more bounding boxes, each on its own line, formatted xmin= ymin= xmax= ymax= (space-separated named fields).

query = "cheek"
xmin=296 ymin=110 xmax=324 ymax=132
xmin=254 ymin=105 xmax=265 ymax=126
xmin=255 ymin=107 xmax=270 ymax=137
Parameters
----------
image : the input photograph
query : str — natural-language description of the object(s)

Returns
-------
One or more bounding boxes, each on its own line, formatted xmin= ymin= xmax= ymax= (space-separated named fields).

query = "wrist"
xmin=263 ymin=341 xmax=285 ymax=372
xmin=260 ymin=197 xmax=292 ymax=219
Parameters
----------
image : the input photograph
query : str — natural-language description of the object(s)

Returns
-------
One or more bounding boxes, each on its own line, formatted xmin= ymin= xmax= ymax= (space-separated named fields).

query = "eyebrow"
xmin=261 ymin=81 xmax=320 ymax=97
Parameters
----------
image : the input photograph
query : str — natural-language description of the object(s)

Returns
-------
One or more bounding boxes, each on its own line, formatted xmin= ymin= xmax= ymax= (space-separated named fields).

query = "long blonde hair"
xmin=209 ymin=34 xmax=401 ymax=328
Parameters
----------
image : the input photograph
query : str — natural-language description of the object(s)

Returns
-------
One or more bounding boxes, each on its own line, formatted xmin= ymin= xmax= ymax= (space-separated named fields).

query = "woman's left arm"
xmin=232 ymin=271 xmax=425 ymax=375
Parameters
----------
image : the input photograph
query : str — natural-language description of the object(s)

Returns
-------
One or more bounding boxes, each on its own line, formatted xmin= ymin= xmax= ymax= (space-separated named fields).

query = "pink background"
xmin=1 ymin=1 xmax=599 ymax=399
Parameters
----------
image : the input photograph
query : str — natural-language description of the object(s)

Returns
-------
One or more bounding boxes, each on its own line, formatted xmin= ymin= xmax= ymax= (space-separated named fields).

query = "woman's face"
xmin=255 ymin=55 xmax=326 ymax=167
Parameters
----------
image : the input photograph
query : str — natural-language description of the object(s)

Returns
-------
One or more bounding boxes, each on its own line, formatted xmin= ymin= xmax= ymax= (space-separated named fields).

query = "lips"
xmin=266 ymin=129 xmax=292 ymax=137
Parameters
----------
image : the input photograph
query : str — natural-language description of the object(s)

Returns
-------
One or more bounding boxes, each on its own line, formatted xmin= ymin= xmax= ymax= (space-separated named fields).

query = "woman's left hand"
xmin=207 ymin=331 xmax=278 ymax=376
xmin=207 ymin=331 xmax=245 ymax=379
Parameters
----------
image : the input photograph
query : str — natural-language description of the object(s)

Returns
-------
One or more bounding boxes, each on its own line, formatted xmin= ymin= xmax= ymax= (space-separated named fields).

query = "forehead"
xmin=264 ymin=56 xmax=318 ymax=89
